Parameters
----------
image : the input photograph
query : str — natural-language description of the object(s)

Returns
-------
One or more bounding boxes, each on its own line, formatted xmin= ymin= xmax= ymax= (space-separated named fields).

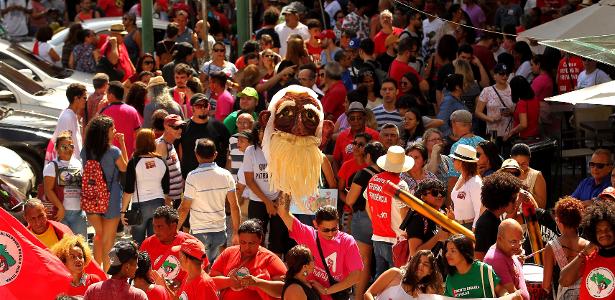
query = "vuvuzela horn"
xmin=384 ymin=181 xmax=475 ymax=241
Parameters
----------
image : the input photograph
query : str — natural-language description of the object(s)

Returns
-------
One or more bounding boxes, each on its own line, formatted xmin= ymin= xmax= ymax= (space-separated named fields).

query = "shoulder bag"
xmin=315 ymin=233 xmax=351 ymax=300
xmin=124 ymin=157 xmax=143 ymax=226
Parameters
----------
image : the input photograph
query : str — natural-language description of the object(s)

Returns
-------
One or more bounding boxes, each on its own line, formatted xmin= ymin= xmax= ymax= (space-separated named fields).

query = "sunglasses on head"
xmin=590 ymin=162 xmax=612 ymax=169
xmin=320 ymin=226 xmax=339 ymax=233
xmin=264 ymin=54 xmax=275 ymax=58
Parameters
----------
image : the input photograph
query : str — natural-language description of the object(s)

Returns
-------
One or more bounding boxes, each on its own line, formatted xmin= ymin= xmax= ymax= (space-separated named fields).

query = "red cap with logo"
xmin=172 ymin=238 xmax=207 ymax=261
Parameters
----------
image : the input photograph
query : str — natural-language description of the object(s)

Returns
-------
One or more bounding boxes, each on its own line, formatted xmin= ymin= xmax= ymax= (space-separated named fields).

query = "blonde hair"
xmin=50 ymin=235 xmax=92 ymax=266
xmin=453 ymin=59 xmax=476 ymax=91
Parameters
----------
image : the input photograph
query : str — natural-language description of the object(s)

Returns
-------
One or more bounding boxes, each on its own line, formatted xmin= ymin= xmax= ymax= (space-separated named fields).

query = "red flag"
xmin=0 ymin=209 xmax=72 ymax=299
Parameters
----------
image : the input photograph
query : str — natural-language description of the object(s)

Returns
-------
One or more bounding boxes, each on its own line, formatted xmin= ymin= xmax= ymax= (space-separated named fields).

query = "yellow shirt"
xmin=33 ymin=224 xmax=59 ymax=248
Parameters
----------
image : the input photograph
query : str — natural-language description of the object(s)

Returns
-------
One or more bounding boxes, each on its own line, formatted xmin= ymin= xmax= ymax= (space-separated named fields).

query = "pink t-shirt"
xmin=101 ymin=102 xmax=142 ymax=157
xmin=84 ymin=278 xmax=148 ymax=300
xmin=290 ymin=218 xmax=364 ymax=300
xmin=483 ymin=246 xmax=530 ymax=300
xmin=215 ymin=90 xmax=235 ymax=121
xmin=530 ymin=73 xmax=553 ymax=103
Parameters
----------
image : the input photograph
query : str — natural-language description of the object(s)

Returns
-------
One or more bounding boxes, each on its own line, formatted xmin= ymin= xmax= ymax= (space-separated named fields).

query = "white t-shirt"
xmin=422 ymin=18 xmax=445 ymax=50
xmin=577 ymin=69 xmax=612 ymax=90
xmin=0 ymin=0 xmax=30 ymax=37
xmin=42 ymin=158 xmax=82 ymax=211
xmin=184 ymin=163 xmax=236 ymax=234
xmin=53 ymin=108 xmax=83 ymax=162
xmin=125 ymin=156 xmax=168 ymax=202
xmin=324 ymin=0 xmax=341 ymax=28
xmin=451 ymin=175 xmax=483 ymax=227
xmin=242 ymin=145 xmax=280 ymax=202
xmin=478 ymin=85 xmax=515 ymax=137
xmin=37 ymin=42 xmax=54 ymax=64
xmin=515 ymin=60 xmax=532 ymax=81
xmin=274 ymin=22 xmax=310 ymax=57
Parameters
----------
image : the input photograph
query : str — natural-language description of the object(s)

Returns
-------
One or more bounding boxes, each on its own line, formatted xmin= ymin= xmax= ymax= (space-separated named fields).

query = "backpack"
xmin=80 ymin=158 xmax=110 ymax=214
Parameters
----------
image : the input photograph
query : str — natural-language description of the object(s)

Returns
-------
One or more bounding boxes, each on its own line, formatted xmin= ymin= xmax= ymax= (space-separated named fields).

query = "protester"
xmin=85 ymin=73 xmax=110 ymax=124
xmin=281 ymin=245 xmax=319 ymax=299
xmin=53 ymin=83 xmax=87 ymax=162
xmin=133 ymin=252 xmax=171 ymax=300
xmin=167 ymin=238 xmax=219 ymax=299
xmin=223 ymin=87 xmax=259 ymax=134
xmin=475 ymin=63 xmax=514 ymax=141
xmin=69 ymin=29 xmax=98 ymax=73
xmin=143 ymin=76 xmax=184 ymax=128
xmin=99 ymin=81 xmax=142 ymax=158
xmin=51 ymin=235 xmax=102 ymax=296
xmin=24 ymin=198 xmax=73 ymax=249
xmin=477 ymin=141 xmax=503 ymax=177
xmin=402 ymin=143 xmax=437 ymax=194
xmin=333 ymin=102 xmax=380 ymax=165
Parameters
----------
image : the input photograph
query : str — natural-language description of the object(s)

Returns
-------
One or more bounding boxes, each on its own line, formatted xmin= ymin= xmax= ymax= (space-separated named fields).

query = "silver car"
xmin=0 ymin=146 xmax=35 ymax=196
xmin=0 ymin=61 xmax=77 ymax=117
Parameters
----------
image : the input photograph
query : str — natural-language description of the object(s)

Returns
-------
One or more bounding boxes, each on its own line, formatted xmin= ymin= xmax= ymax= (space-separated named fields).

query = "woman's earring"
xmin=302 ymin=268 xmax=309 ymax=277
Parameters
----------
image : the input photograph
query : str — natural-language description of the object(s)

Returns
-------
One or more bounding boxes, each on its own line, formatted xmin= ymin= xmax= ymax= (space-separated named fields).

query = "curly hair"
xmin=50 ymin=235 xmax=92 ymax=267
xmin=481 ymin=172 xmax=523 ymax=211
xmin=554 ymin=196 xmax=584 ymax=229
xmin=238 ymin=219 xmax=265 ymax=241
xmin=582 ymin=200 xmax=615 ymax=246
xmin=135 ymin=252 xmax=153 ymax=284
xmin=84 ymin=115 xmax=114 ymax=161
xmin=402 ymin=250 xmax=444 ymax=294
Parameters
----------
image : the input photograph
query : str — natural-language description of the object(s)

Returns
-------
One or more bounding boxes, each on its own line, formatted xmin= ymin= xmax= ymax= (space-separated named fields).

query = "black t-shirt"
xmin=350 ymin=165 xmax=381 ymax=212
xmin=179 ymin=119 xmax=230 ymax=178
xmin=475 ymin=210 xmax=501 ymax=253
xmin=255 ymin=27 xmax=282 ymax=49
xmin=377 ymin=53 xmax=396 ymax=74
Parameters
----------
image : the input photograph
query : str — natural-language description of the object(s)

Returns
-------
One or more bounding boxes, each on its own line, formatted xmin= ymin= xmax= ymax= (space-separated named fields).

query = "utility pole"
xmin=236 ymin=0 xmax=250 ymax=58
xmin=201 ymin=0 xmax=209 ymax=61
xmin=141 ymin=0 xmax=154 ymax=53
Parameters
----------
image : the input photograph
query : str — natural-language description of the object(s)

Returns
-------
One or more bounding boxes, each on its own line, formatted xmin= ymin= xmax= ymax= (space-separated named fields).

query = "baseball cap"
xmin=450 ymin=110 xmax=473 ymax=123
xmin=107 ymin=241 xmax=138 ymax=275
xmin=233 ymin=130 xmax=253 ymax=140
xmin=172 ymin=238 xmax=207 ymax=261
xmin=500 ymin=158 xmax=522 ymax=174
xmin=237 ymin=87 xmax=259 ymax=100
xmin=190 ymin=93 xmax=209 ymax=106
xmin=346 ymin=101 xmax=366 ymax=115
xmin=348 ymin=38 xmax=361 ymax=50
xmin=164 ymin=114 xmax=186 ymax=127
xmin=494 ymin=63 xmax=510 ymax=75
xmin=318 ymin=29 xmax=336 ymax=40
xmin=281 ymin=5 xmax=298 ymax=15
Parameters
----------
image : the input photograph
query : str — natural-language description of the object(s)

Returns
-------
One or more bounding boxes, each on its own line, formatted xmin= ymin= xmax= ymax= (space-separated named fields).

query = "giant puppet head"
xmin=259 ymin=85 xmax=324 ymax=199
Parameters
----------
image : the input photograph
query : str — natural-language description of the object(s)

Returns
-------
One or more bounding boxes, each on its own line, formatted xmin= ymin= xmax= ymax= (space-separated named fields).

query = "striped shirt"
xmin=157 ymin=137 xmax=184 ymax=201
xmin=228 ymin=137 xmax=245 ymax=182
xmin=372 ymin=104 xmax=402 ymax=130
xmin=184 ymin=163 xmax=236 ymax=234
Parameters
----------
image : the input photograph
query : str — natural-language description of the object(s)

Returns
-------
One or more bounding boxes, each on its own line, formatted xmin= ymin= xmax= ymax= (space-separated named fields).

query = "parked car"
xmin=0 ymin=146 xmax=36 ymax=196
xmin=0 ymin=61 xmax=79 ymax=116
xmin=35 ymin=17 xmax=169 ymax=56
xmin=0 ymin=177 xmax=27 ymax=225
xmin=0 ymin=40 xmax=93 ymax=87
xmin=0 ymin=106 xmax=56 ymax=191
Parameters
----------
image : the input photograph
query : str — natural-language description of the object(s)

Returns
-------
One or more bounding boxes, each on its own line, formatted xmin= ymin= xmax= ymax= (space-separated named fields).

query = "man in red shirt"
xmin=100 ymin=24 xmax=136 ymax=82
xmin=140 ymin=206 xmax=201 ymax=291
xmin=372 ymin=9 xmax=403 ymax=56
xmin=172 ymin=238 xmax=219 ymax=299
xmin=321 ymin=62 xmax=347 ymax=121
xmin=388 ymin=37 xmax=429 ymax=94
xmin=365 ymin=145 xmax=413 ymax=277
xmin=473 ymin=33 xmax=497 ymax=73
xmin=333 ymin=102 xmax=380 ymax=165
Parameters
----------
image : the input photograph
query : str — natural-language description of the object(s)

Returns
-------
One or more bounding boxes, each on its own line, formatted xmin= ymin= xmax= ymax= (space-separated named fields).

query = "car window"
xmin=0 ymin=62 xmax=45 ymax=95
xmin=0 ymin=53 xmax=42 ymax=82
xmin=8 ymin=44 xmax=73 ymax=80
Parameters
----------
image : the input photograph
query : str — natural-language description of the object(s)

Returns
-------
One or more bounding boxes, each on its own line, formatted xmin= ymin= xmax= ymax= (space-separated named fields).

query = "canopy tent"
xmin=518 ymin=0 xmax=615 ymax=41
xmin=539 ymin=34 xmax=615 ymax=67
xmin=546 ymin=80 xmax=615 ymax=106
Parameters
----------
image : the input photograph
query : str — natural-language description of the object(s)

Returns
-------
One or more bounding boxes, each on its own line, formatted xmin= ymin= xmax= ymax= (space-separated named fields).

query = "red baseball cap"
xmin=318 ymin=29 xmax=336 ymax=40
xmin=172 ymin=238 xmax=207 ymax=261
xmin=164 ymin=114 xmax=186 ymax=127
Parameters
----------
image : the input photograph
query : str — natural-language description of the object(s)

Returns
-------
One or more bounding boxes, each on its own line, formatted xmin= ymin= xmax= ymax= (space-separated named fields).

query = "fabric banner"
xmin=0 ymin=209 xmax=72 ymax=299
xmin=418 ymin=295 xmax=493 ymax=300
xmin=290 ymin=189 xmax=338 ymax=216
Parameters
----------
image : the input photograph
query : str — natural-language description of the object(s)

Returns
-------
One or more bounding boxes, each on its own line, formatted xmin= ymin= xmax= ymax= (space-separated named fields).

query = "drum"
xmin=523 ymin=264 xmax=547 ymax=300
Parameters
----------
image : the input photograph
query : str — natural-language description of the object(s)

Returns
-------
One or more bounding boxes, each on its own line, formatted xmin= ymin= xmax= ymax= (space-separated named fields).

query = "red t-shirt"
xmin=513 ymin=97 xmax=540 ymax=138
xmin=97 ymin=0 xmax=123 ymax=17
xmin=366 ymin=172 xmax=404 ymax=240
xmin=388 ymin=59 xmax=422 ymax=87
xmin=140 ymin=232 xmax=201 ymax=289
xmin=322 ymin=81 xmax=347 ymax=121
xmin=177 ymin=273 xmax=218 ymax=300
xmin=580 ymin=251 xmax=615 ymax=299
xmin=373 ymin=27 xmax=403 ymax=56
xmin=473 ymin=44 xmax=496 ymax=72
xmin=101 ymin=102 xmax=143 ymax=157
xmin=333 ymin=127 xmax=380 ymax=164
xmin=145 ymin=285 xmax=171 ymax=300
xmin=101 ymin=41 xmax=136 ymax=82
xmin=210 ymin=246 xmax=287 ymax=300
xmin=65 ymin=274 xmax=103 ymax=296
xmin=557 ymin=56 xmax=584 ymax=94
xmin=338 ymin=158 xmax=369 ymax=189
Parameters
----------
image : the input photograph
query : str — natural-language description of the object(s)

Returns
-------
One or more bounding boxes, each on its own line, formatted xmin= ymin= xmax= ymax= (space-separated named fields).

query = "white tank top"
xmin=376 ymin=282 xmax=417 ymax=300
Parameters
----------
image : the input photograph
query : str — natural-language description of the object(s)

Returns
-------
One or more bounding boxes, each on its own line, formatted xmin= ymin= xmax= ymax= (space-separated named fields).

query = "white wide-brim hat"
xmin=377 ymin=146 xmax=414 ymax=173
xmin=449 ymin=144 xmax=479 ymax=163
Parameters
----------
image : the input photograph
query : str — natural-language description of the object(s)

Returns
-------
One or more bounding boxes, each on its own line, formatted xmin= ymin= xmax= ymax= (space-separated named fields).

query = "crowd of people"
xmin=6 ymin=0 xmax=615 ymax=299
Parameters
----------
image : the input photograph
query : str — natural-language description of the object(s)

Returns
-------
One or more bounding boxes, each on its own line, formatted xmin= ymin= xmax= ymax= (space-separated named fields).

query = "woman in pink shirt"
xmin=530 ymin=55 xmax=554 ymax=124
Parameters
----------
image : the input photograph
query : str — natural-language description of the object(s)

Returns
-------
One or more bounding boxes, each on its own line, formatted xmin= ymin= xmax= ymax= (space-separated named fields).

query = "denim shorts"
xmin=61 ymin=210 xmax=87 ymax=238
xmin=351 ymin=210 xmax=373 ymax=245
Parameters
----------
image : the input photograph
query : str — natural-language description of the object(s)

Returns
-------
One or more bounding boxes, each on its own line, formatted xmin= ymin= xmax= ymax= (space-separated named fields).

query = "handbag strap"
xmin=480 ymin=262 xmax=486 ymax=298
xmin=492 ymin=86 xmax=508 ymax=108
xmin=52 ymin=161 xmax=60 ymax=186
xmin=315 ymin=231 xmax=337 ymax=286
xmin=133 ymin=157 xmax=141 ymax=205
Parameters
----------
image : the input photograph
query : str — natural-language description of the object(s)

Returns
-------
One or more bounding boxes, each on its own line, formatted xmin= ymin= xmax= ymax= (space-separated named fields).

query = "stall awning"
xmin=539 ymin=34 xmax=615 ymax=67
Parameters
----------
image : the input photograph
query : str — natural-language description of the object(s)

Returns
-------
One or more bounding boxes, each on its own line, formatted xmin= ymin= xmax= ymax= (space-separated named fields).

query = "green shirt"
xmin=445 ymin=261 xmax=501 ymax=298
xmin=223 ymin=110 xmax=258 ymax=135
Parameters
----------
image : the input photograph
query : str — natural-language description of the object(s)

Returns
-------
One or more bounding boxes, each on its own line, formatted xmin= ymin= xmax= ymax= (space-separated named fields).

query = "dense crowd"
xmin=4 ymin=0 xmax=615 ymax=299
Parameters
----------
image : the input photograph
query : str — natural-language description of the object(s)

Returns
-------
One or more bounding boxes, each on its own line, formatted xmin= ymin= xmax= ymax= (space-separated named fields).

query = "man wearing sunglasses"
xmin=572 ymin=149 xmax=613 ymax=202
xmin=333 ymin=102 xmax=379 ymax=166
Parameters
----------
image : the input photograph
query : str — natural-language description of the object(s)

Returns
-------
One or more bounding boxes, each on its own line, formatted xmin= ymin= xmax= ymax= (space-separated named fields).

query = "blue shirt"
xmin=572 ymin=176 xmax=612 ymax=201
xmin=447 ymin=135 xmax=486 ymax=178
xmin=436 ymin=95 xmax=467 ymax=137
xmin=341 ymin=70 xmax=354 ymax=91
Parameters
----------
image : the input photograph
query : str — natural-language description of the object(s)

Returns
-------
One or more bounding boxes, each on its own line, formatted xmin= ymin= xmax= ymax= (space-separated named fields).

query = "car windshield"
xmin=0 ymin=62 xmax=46 ymax=95
xmin=8 ymin=43 xmax=74 ymax=79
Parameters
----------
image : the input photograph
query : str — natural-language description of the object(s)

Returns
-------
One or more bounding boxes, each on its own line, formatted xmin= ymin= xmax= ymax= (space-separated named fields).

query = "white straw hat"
xmin=377 ymin=146 xmax=414 ymax=173
xmin=449 ymin=144 xmax=479 ymax=163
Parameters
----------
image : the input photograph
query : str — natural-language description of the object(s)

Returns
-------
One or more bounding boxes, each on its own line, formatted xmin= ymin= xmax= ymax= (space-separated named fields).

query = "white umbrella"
xmin=545 ymin=80 xmax=615 ymax=106
xmin=518 ymin=0 xmax=615 ymax=41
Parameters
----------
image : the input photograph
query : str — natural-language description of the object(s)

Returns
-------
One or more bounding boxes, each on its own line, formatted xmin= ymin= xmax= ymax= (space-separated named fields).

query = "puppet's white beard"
xmin=267 ymin=131 xmax=323 ymax=198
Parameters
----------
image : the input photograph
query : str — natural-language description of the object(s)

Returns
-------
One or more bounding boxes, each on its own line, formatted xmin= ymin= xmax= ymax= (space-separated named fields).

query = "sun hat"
xmin=346 ymin=101 xmax=366 ymax=115
xmin=109 ymin=24 xmax=128 ymax=35
xmin=449 ymin=144 xmax=479 ymax=163
xmin=146 ymin=76 xmax=166 ymax=89
xmin=377 ymin=145 xmax=414 ymax=173
xmin=500 ymin=158 xmax=522 ymax=175
xmin=599 ymin=187 xmax=615 ymax=201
